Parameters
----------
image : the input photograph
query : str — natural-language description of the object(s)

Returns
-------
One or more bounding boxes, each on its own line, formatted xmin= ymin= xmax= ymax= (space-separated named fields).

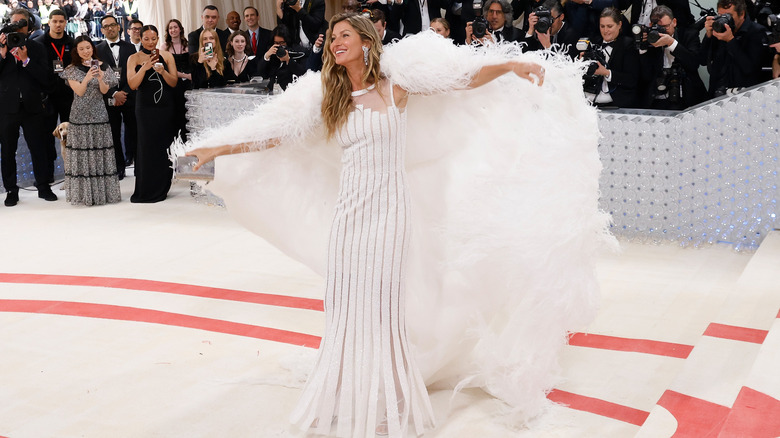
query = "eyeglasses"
xmin=130 ymin=27 xmax=142 ymax=32
xmin=103 ymin=23 xmax=118 ymax=28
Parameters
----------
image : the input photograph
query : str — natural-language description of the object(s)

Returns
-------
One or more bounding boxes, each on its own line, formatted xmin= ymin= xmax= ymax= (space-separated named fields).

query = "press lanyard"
xmin=51 ymin=42 xmax=65 ymax=61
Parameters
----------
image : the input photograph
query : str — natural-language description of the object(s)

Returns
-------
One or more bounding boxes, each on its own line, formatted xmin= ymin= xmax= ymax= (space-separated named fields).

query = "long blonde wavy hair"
xmin=322 ymin=13 xmax=383 ymax=139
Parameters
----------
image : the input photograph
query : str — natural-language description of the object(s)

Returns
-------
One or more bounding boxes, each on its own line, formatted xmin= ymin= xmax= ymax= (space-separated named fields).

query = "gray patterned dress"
xmin=60 ymin=64 xmax=121 ymax=206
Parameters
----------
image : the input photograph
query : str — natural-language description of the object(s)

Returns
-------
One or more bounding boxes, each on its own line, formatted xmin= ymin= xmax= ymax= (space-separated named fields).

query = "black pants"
xmin=0 ymin=109 xmax=53 ymax=191
xmin=107 ymin=99 xmax=137 ymax=167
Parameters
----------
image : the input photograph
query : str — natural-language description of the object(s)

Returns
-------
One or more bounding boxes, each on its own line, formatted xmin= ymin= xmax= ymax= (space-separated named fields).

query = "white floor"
xmin=0 ymin=177 xmax=778 ymax=438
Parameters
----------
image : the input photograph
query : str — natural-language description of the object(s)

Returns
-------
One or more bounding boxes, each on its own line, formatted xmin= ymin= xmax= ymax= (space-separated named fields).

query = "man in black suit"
xmin=243 ymin=6 xmax=273 ymax=57
xmin=95 ymin=14 xmax=136 ymax=176
xmin=0 ymin=8 xmax=57 ymax=205
xmin=395 ymin=0 xmax=445 ymax=35
xmin=277 ymin=0 xmax=326 ymax=48
xmin=524 ymin=0 xmax=579 ymax=56
xmin=701 ymin=0 xmax=767 ymax=97
xmin=369 ymin=9 xmax=402 ymax=45
xmin=619 ymin=0 xmax=694 ymax=30
xmin=466 ymin=0 xmax=522 ymax=44
xmin=34 ymin=9 xmax=74 ymax=182
xmin=188 ymin=5 xmax=231 ymax=54
xmin=638 ymin=6 xmax=707 ymax=109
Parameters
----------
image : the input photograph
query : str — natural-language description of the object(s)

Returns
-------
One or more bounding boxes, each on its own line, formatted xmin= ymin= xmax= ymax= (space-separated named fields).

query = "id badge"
xmin=114 ymin=66 xmax=122 ymax=80
xmin=53 ymin=59 xmax=64 ymax=73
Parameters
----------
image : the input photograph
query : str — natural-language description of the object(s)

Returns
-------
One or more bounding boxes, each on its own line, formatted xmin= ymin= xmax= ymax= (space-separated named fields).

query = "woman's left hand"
xmin=512 ymin=61 xmax=545 ymax=86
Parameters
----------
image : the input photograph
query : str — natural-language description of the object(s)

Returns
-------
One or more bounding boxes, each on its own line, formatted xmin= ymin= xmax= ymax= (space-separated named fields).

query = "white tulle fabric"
xmin=176 ymin=32 xmax=615 ymax=435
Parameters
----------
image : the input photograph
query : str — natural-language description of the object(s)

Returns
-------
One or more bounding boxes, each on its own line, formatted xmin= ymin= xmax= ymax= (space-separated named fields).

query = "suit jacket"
xmin=620 ymin=0 xmax=694 ymax=29
xmin=382 ymin=29 xmax=402 ymax=45
xmin=280 ymin=0 xmax=326 ymax=46
xmin=95 ymin=39 xmax=136 ymax=99
xmin=701 ymin=18 xmax=768 ymax=95
xmin=0 ymin=38 xmax=51 ymax=115
xmin=522 ymin=21 xmax=579 ymax=57
xmin=245 ymin=26 xmax=274 ymax=57
xmin=33 ymin=32 xmax=75 ymax=98
xmin=639 ymin=27 xmax=707 ymax=108
xmin=595 ymin=35 xmax=639 ymax=107
xmin=187 ymin=27 xmax=231 ymax=54
xmin=257 ymin=45 xmax=308 ymax=90
xmin=399 ymin=0 xmax=444 ymax=36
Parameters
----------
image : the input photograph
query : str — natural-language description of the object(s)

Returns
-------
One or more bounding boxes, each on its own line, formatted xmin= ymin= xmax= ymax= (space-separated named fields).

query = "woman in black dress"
xmin=162 ymin=18 xmax=191 ymax=140
xmin=225 ymin=31 xmax=257 ymax=83
xmin=126 ymin=25 xmax=178 ymax=203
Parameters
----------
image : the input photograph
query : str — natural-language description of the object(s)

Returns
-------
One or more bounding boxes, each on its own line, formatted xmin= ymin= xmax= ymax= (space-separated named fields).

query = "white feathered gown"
xmin=174 ymin=32 xmax=615 ymax=437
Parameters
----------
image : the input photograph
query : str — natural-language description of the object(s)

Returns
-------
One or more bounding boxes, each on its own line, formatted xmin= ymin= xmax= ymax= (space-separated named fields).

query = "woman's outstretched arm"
xmin=468 ymin=61 xmax=545 ymax=89
xmin=186 ymin=142 xmax=276 ymax=171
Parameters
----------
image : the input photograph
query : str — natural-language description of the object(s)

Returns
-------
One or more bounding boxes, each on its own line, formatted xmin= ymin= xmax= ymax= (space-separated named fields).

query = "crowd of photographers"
xmin=1 ymin=0 xmax=779 ymax=206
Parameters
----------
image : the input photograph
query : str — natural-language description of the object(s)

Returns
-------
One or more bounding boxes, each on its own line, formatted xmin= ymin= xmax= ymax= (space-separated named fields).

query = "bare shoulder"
xmin=391 ymin=82 xmax=409 ymax=107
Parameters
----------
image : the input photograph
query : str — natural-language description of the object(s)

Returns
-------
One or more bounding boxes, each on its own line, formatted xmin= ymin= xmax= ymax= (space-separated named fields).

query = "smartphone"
xmin=151 ymin=48 xmax=159 ymax=58
xmin=204 ymin=42 xmax=214 ymax=58
xmin=90 ymin=59 xmax=100 ymax=69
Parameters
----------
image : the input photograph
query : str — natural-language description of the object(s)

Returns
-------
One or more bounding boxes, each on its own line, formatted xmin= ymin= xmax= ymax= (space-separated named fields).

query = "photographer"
xmin=465 ymin=0 xmax=522 ymax=45
xmin=524 ymin=0 xmax=578 ymax=56
xmin=581 ymin=7 xmax=639 ymax=107
xmin=638 ymin=6 xmax=707 ymax=109
xmin=276 ymin=0 xmax=326 ymax=48
xmin=0 ymin=8 xmax=57 ymax=206
xmin=259 ymin=24 xmax=307 ymax=91
xmin=701 ymin=0 xmax=767 ymax=96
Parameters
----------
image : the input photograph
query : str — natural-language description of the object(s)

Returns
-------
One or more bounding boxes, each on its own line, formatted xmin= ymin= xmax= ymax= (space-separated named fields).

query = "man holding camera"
xmin=701 ymin=0 xmax=766 ymax=96
xmin=0 ymin=8 xmax=57 ymax=206
xmin=638 ymin=6 xmax=707 ymax=108
xmin=96 ymin=14 xmax=136 ymax=175
xmin=524 ymin=0 xmax=578 ymax=56
xmin=465 ymin=0 xmax=521 ymax=44
xmin=188 ymin=5 xmax=231 ymax=54
xmin=276 ymin=0 xmax=326 ymax=48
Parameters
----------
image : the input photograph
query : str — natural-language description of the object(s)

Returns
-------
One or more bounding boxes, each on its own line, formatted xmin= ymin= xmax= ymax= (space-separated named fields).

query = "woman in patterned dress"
xmin=60 ymin=35 xmax=121 ymax=206
xmin=187 ymin=13 xmax=544 ymax=437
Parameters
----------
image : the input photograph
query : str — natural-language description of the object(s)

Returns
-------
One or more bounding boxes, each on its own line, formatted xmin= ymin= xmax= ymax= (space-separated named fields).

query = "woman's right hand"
xmin=197 ymin=47 xmax=209 ymax=63
xmin=265 ymin=45 xmax=278 ymax=60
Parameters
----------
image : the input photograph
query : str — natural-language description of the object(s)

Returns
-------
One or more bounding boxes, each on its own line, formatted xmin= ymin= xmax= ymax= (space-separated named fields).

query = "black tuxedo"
xmin=0 ymin=38 xmax=55 ymax=192
xmin=382 ymin=29 xmax=402 ymax=45
xmin=187 ymin=27 xmax=231 ymax=54
xmin=591 ymin=35 xmax=640 ymax=107
xmin=279 ymin=0 xmax=326 ymax=47
xmin=258 ymin=45 xmax=308 ymax=90
xmin=245 ymin=26 xmax=274 ymax=57
xmin=639 ymin=27 xmax=707 ymax=109
xmin=398 ymin=0 xmax=444 ymax=35
xmin=619 ymin=0 xmax=694 ymax=29
xmin=701 ymin=18 xmax=768 ymax=96
xmin=96 ymin=38 xmax=137 ymax=169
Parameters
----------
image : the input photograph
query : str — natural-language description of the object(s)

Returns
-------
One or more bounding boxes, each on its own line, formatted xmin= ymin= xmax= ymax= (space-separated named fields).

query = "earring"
xmin=362 ymin=46 xmax=369 ymax=66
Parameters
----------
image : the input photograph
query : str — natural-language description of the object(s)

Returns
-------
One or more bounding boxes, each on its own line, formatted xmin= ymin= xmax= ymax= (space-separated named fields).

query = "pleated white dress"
xmin=289 ymin=81 xmax=435 ymax=437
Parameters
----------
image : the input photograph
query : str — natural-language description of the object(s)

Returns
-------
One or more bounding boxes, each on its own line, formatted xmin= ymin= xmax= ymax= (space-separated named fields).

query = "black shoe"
xmin=118 ymin=170 xmax=125 ymax=181
xmin=4 ymin=190 xmax=18 ymax=207
xmin=38 ymin=189 xmax=58 ymax=201
xmin=125 ymin=158 xmax=134 ymax=167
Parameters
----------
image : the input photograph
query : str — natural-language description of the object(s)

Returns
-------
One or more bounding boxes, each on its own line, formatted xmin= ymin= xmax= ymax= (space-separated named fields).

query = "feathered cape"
xmin=174 ymin=32 xmax=614 ymax=422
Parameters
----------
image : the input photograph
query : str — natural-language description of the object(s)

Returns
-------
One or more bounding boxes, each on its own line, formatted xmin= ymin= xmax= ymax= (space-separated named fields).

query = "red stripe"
xmin=0 ymin=273 xmax=323 ymax=311
xmin=547 ymin=389 xmax=650 ymax=426
xmin=703 ymin=323 xmax=769 ymax=344
xmin=0 ymin=299 xmax=322 ymax=348
xmin=568 ymin=332 xmax=693 ymax=359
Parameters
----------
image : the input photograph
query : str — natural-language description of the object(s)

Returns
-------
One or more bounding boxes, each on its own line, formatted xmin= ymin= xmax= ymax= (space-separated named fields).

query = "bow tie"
xmin=110 ymin=42 xmax=120 ymax=48
xmin=601 ymin=41 xmax=615 ymax=48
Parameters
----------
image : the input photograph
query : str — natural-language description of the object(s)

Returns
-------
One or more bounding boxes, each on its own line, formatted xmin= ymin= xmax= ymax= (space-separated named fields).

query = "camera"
xmin=576 ymin=38 xmax=607 ymax=94
xmin=693 ymin=8 xmax=716 ymax=30
xmin=275 ymin=45 xmax=287 ymax=58
xmin=0 ymin=19 xmax=29 ymax=49
xmin=284 ymin=0 xmax=298 ymax=6
xmin=630 ymin=23 xmax=665 ymax=50
xmin=767 ymin=14 xmax=780 ymax=44
xmin=654 ymin=64 xmax=683 ymax=105
xmin=533 ymin=6 xmax=553 ymax=34
xmin=711 ymin=13 xmax=735 ymax=33
xmin=753 ymin=0 xmax=778 ymax=30
xmin=472 ymin=0 xmax=491 ymax=39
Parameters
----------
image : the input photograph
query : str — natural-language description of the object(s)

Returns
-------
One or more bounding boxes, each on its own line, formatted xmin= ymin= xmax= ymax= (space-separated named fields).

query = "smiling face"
xmin=329 ymin=20 xmax=366 ymax=67
xmin=231 ymin=34 xmax=247 ymax=53
xmin=244 ymin=8 xmax=258 ymax=29
xmin=226 ymin=11 xmax=241 ymax=31
xmin=76 ymin=40 xmax=93 ymax=63
xmin=167 ymin=21 xmax=181 ymax=39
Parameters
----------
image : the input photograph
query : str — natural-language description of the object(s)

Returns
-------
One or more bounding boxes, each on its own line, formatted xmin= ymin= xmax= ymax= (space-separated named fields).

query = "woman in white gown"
xmin=188 ymin=13 xmax=546 ymax=438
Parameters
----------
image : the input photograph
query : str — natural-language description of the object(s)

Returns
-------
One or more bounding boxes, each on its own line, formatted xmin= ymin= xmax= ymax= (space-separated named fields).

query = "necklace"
xmin=351 ymin=83 xmax=376 ymax=97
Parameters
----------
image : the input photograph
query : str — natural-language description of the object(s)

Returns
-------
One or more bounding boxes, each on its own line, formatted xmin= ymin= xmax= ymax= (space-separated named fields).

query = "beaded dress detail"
xmin=290 ymin=80 xmax=435 ymax=437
